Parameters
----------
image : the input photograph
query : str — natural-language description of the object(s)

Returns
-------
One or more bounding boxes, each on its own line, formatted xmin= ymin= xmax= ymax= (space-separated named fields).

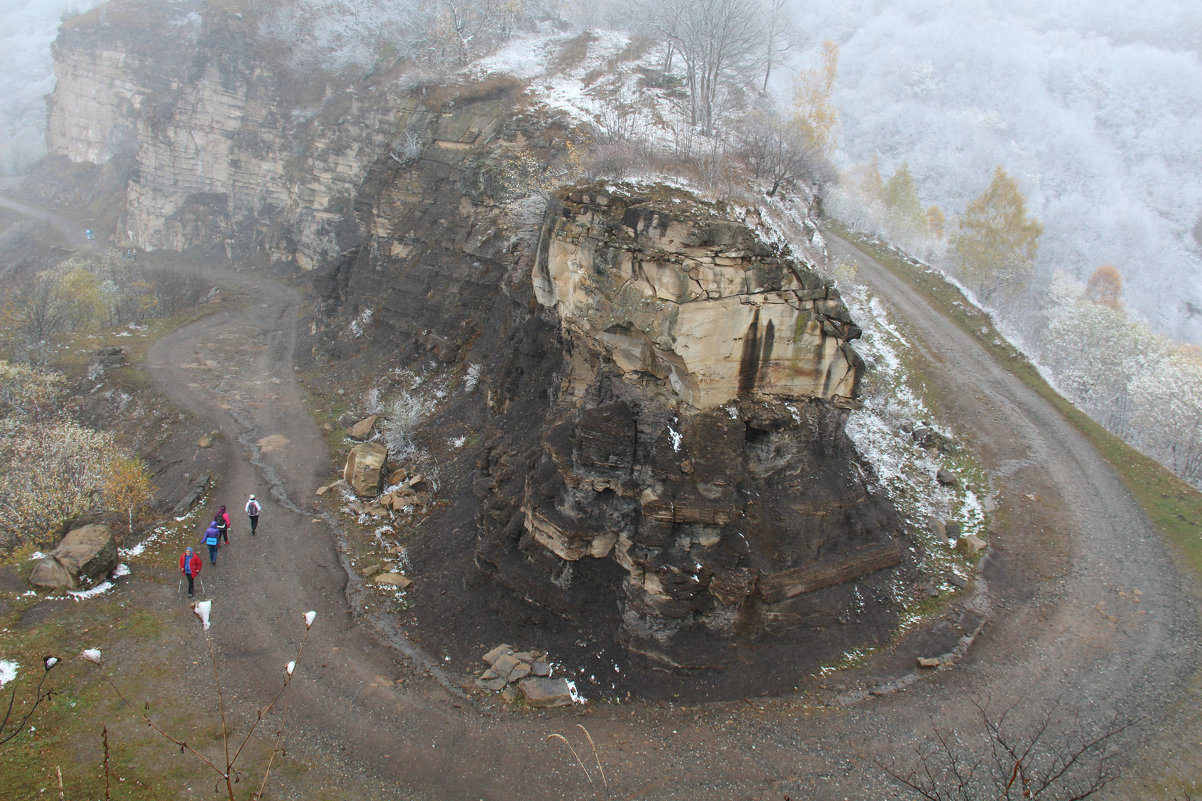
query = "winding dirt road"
xmin=139 ymin=232 xmax=1201 ymax=800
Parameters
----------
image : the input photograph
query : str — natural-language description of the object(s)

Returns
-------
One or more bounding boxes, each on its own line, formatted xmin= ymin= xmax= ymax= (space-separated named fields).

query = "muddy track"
xmin=135 ymin=235 xmax=1201 ymax=800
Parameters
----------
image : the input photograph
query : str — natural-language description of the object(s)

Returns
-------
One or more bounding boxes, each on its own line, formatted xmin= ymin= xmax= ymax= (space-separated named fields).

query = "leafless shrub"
xmin=80 ymin=606 xmax=317 ymax=801
xmin=877 ymin=696 xmax=1134 ymax=801
xmin=0 ymin=656 xmax=60 ymax=748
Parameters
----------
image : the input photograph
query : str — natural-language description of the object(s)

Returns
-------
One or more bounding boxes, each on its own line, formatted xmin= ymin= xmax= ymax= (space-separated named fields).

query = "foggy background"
xmin=0 ymin=0 xmax=102 ymax=176
xmin=797 ymin=0 xmax=1202 ymax=343
xmin=1 ymin=0 xmax=1199 ymax=342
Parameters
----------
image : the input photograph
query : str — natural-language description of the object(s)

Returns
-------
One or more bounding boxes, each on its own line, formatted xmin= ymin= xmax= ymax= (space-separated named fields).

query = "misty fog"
xmin=0 ymin=0 xmax=102 ymax=175
xmin=799 ymin=0 xmax=1202 ymax=343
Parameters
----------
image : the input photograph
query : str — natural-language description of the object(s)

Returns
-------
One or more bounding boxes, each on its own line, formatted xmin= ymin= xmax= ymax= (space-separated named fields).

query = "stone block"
xmin=374 ymin=573 xmax=412 ymax=589
xmin=518 ymin=677 xmax=576 ymax=708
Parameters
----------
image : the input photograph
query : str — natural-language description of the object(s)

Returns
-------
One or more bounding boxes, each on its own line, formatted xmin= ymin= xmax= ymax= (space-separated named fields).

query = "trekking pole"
xmin=197 ymin=576 xmax=206 ymax=596
xmin=177 ymin=577 xmax=182 ymax=596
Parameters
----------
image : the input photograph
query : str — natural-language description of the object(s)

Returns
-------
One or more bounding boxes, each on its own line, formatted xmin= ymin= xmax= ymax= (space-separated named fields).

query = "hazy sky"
xmin=797 ymin=0 xmax=1202 ymax=342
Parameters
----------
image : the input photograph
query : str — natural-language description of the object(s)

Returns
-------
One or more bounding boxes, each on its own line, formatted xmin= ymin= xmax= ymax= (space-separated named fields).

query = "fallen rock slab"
xmin=30 ymin=525 xmax=118 ymax=591
xmin=483 ymin=644 xmax=514 ymax=665
xmin=956 ymin=534 xmax=986 ymax=555
xmin=374 ymin=573 xmax=412 ymax=589
xmin=347 ymin=415 xmax=378 ymax=441
xmin=344 ymin=442 xmax=388 ymax=497
xmin=518 ymin=677 xmax=577 ymax=708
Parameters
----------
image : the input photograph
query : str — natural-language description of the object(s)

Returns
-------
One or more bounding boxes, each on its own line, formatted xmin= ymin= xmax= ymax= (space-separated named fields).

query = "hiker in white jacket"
xmin=245 ymin=494 xmax=261 ymax=535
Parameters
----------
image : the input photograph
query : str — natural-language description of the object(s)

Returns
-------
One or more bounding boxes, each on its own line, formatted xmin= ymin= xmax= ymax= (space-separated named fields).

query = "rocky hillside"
xmin=43 ymin=1 xmax=909 ymax=686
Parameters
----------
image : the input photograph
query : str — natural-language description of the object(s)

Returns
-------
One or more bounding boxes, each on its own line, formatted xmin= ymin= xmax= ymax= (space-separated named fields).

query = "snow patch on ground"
xmin=67 ymin=581 xmax=115 ymax=600
xmin=839 ymin=281 xmax=985 ymax=588
xmin=0 ymin=660 xmax=16 ymax=687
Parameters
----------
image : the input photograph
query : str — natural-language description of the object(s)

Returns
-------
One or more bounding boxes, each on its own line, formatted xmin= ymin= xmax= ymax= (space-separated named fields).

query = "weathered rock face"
xmin=46 ymin=3 xmax=413 ymax=269
xmin=30 ymin=524 xmax=118 ymax=590
xmin=476 ymin=187 xmax=901 ymax=665
xmin=533 ymin=190 xmax=864 ymax=409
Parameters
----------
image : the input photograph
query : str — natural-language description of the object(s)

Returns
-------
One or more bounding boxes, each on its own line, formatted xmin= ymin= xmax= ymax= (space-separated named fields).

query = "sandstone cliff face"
xmin=473 ymin=187 xmax=901 ymax=664
xmin=534 ymin=189 xmax=864 ymax=409
xmin=46 ymin=3 xmax=410 ymax=268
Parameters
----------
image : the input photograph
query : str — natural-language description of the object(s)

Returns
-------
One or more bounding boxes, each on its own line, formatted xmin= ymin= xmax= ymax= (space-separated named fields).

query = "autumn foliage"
xmin=951 ymin=166 xmax=1044 ymax=303
xmin=0 ymin=361 xmax=148 ymax=553
xmin=1084 ymin=264 xmax=1123 ymax=310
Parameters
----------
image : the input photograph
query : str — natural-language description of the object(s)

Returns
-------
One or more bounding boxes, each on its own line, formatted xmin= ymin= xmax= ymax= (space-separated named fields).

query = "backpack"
xmin=248 ymin=501 xmax=260 ymax=516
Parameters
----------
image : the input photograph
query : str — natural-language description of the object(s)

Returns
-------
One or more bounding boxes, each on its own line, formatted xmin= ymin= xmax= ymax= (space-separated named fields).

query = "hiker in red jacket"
xmin=215 ymin=506 xmax=231 ymax=545
xmin=180 ymin=546 xmax=202 ymax=597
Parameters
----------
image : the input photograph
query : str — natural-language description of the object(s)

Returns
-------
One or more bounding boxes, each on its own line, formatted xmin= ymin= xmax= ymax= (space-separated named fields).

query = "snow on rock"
xmin=0 ymin=660 xmax=16 ymax=687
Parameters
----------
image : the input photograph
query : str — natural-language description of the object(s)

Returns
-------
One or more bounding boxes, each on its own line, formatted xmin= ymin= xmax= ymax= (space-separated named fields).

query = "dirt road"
xmin=140 ymin=235 xmax=1200 ymax=800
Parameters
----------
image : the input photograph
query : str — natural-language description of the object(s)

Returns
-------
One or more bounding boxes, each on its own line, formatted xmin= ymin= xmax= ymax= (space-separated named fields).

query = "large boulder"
xmin=30 ymin=524 xmax=118 ymax=591
xmin=344 ymin=442 xmax=388 ymax=497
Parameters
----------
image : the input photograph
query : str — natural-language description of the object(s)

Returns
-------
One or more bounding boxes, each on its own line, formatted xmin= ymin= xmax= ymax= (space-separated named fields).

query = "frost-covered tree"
xmin=668 ymin=0 xmax=765 ymax=134
xmin=1041 ymin=296 xmax=1159 ymax=438
xmin=0 ymin=419 xmax=118 ymax=551
xmin=759 ymin=0 xmax=802 ymax=93
xmin=1130 ymin=349 xmax=1202 ymax=484
xmin=0 ymin=361 xmax=134 ymax=551
xmin=737 ymin=101 xmax=830 ymax=196
xmin=951 ymin=166 xmax=1043 ymax=303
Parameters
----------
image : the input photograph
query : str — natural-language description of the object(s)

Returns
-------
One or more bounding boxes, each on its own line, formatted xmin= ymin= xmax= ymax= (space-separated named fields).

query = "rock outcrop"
xmin=533 ymin=190 xmax=864 ymax=409
xmin=475 ymin=186 xmax=902 ymax=666
xmin=43 ymin=5 xmax=907 ymax=681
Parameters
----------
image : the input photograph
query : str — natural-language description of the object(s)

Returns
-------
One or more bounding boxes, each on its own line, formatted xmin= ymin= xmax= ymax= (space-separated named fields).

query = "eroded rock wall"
xmin=46 ymin=2 xmax=410 ymax=269
xmin=476 ymin=186 xmax=902 ymax=666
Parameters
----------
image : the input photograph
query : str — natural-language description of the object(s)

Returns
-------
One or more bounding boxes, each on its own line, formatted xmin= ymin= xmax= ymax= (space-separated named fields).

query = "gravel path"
xmin=137 ymin=234 xmax=1201 ymax=800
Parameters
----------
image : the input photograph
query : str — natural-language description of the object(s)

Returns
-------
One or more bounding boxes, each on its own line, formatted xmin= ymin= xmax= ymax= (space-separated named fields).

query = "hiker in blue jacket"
xmin=201 ymin=520 xmax=222 ymax=565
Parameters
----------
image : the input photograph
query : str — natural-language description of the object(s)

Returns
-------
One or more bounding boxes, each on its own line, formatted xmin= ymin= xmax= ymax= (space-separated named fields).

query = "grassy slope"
xmin=827 ymin=221 xmax=1202 ymax=580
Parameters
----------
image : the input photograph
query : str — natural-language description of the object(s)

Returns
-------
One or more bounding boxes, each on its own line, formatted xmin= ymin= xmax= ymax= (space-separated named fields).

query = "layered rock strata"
xmin=476 ymin=187 xmax=902 ymax=664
